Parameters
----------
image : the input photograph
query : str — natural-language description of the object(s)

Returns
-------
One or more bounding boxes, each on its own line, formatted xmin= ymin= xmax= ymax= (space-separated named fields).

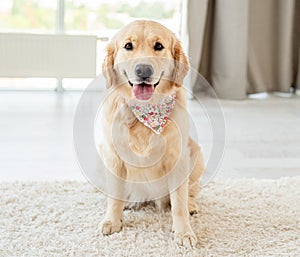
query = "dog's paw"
xmin=175 ymin=231 xmax=197 ymax=248
xmin=189 ymin=202 xmax=200 ymax=215
xmin=99 ymin=219 xmax=123 ymax=235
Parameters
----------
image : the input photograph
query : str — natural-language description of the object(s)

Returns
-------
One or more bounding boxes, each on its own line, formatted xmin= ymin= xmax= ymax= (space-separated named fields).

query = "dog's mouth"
xmin=127 ymin=74 xmax=162 ymax=101
xmin=128 ymin=80 xmax=160 ymax=101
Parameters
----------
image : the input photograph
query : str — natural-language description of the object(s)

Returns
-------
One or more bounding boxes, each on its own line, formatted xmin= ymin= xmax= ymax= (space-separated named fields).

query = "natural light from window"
xmin=0 ymin=0 xmax=181 ymax=90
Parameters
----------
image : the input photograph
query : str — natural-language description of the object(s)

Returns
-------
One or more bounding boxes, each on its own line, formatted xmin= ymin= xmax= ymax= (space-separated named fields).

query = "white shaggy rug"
xmin=1 ymin=177 xmax=299 ymax=257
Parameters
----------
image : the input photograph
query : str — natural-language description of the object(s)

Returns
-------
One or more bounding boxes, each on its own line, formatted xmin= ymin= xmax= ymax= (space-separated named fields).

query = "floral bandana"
xmin=128 ymin=93 xmax=176 ymax=134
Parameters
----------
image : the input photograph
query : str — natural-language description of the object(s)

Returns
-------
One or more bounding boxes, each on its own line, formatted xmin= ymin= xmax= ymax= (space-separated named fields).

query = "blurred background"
xmin=0 ymin=0 xmax=299 ymax=182
xmin=0 ymin=0 xmax=180 ymax=90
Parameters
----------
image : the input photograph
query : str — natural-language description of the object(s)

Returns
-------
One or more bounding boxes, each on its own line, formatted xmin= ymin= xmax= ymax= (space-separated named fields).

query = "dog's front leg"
xmin=100 ymin=197 xmax=124 ymax=235
xmin=170 ymin=180 xmax=197 ymax=248
xmin=99 ymin=157 xmax=125 ymax=235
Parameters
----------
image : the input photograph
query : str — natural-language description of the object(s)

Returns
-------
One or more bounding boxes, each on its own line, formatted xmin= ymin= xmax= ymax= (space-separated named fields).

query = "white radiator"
xmin=0 ymin=33 xmax=97 ymax=78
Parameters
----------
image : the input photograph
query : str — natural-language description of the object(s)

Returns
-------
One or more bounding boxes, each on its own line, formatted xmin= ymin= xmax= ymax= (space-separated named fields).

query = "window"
xmin=0 ymin=0 xmax=57 ymax=33
xmin=64 ymin=0 xmax=180 ymax=36
xmin=0 ymin=0 xmax=181 ymax=90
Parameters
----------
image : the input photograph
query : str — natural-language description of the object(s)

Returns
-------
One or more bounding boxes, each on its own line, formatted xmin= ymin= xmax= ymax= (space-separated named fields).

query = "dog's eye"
xmin=154 ymin=42 xmax=164 ymax=51
xmin=124 ymin=42 xmax=133 ymax=50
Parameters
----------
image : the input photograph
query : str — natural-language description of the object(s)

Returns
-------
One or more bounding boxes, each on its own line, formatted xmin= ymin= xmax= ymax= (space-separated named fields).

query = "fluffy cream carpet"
xmin=1 ymin=177 xmax=299 ymax=257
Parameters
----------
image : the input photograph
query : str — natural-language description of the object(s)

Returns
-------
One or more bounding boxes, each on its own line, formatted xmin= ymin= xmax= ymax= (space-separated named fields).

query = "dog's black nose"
xmin=135 ymin=64 xmax=154 ymax=79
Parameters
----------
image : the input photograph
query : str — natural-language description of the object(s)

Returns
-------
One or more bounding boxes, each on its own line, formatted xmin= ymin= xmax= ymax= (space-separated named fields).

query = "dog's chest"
xmin=127 ymin=121 xmax=153 ymax=155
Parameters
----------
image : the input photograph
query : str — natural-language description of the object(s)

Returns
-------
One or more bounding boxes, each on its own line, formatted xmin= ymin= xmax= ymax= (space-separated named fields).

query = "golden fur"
xmin=99 ymin=20 xmax=204 ymax=247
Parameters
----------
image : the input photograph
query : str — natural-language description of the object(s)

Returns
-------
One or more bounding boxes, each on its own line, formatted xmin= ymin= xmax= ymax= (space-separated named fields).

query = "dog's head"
xmin=102 ymin=20 xmax=189 ymax=101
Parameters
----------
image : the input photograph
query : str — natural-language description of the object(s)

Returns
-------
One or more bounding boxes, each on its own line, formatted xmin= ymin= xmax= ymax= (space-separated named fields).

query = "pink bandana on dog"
xmin=128 ymin=93 xmax=176 ymax=134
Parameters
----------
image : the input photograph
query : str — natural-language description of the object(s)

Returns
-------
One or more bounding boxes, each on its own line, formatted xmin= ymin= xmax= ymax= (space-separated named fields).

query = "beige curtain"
xmin=182 ymin=0 xmax=300 ymax=99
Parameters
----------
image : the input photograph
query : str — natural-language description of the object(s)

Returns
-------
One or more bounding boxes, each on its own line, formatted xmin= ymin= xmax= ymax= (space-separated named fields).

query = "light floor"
xmin=0 ymin=91 xmax=299 ymax=182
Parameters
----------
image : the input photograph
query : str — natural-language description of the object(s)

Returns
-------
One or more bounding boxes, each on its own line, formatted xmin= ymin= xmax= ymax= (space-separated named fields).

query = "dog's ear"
xmin=172 ymin=38 xmax=189 ymax=87
xmin=102 ymin=41 xmax=116 ymax=88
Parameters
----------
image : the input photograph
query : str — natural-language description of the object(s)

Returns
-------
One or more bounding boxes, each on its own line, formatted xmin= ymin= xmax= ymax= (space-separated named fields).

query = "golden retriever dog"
xmin=99 ymin=20 xmax=204 ymax=248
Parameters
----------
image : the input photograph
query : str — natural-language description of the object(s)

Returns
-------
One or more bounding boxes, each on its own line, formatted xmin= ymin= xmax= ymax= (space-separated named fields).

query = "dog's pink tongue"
xmin=133 ymin=84 xmax=154 ymax=100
